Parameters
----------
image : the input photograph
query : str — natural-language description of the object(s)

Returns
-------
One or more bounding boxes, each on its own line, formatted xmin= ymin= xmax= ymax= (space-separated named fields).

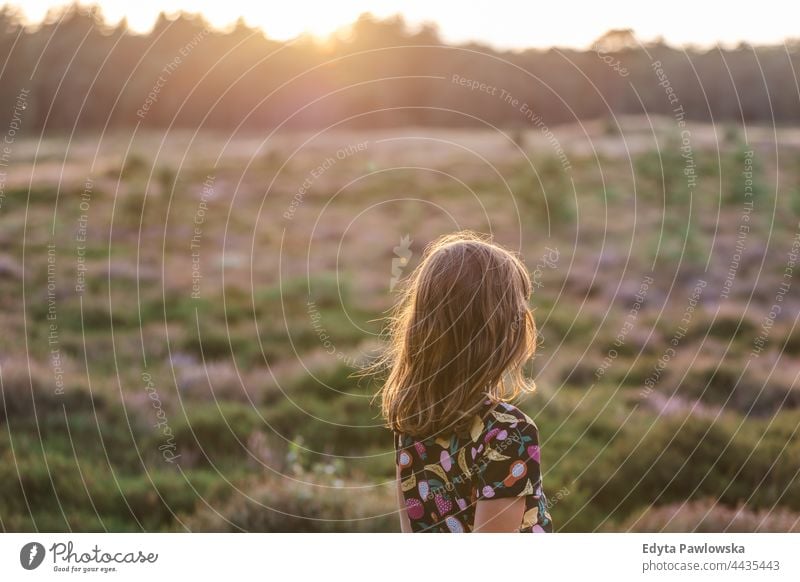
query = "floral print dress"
xmin=395 ymin=399 xmax=553 ymax=533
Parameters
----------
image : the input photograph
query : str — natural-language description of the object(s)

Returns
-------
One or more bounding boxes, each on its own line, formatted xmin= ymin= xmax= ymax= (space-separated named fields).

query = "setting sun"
xmin=12 ymin=0 xmax=800 ymax=49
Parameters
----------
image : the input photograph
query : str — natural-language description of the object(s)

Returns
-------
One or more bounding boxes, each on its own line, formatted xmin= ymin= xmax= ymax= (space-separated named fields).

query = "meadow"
xmin=1 ymin=116 xmax=799 ymax=532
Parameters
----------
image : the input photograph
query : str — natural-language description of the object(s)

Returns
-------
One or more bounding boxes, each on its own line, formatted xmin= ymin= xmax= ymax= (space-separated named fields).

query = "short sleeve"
xmin=395 ymin=432 xmax=414 ymax=476
xmin=474 ymin=406 xmax=542 ymax=500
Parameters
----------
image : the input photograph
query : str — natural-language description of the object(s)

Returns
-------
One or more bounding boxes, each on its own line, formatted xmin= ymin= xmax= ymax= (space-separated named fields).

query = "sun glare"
xmin=10 ymin=0 xmax=800 ymax=51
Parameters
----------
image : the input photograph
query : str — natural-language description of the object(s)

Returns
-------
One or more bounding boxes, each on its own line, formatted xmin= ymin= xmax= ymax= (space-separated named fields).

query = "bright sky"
xmin=11 ymin=0 xmax=800 ymax=50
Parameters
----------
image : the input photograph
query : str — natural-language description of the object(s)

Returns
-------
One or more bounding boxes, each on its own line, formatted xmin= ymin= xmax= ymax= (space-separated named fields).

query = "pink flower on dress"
xmin=440 ymin=450 xmax=452 ymax=471
xmin=481 ymin=485 xmax=495 ymax=498
xmin=434 ymin=494 xmax=453 ymax=514
xmin=406 ymin=498 xmax=424 ymax=520
xmin=484 ymin=428 xmax=500 ymax=443
xmin=527 ymin=445 xmax=541 ymax=463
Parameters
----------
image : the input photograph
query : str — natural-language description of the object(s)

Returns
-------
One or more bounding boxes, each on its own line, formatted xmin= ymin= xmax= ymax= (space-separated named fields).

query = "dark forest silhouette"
xmin=1 ymin=3 xmax=799 ymax=132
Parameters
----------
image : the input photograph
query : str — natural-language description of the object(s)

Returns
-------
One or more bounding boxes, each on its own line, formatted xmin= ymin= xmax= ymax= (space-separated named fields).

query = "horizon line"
xmin=3 ymin=2 xmax=800 ymax=53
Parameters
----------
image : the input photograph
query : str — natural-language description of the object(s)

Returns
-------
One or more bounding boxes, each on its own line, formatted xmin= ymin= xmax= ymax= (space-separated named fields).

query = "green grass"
xmin=2 ymin=125 xmax=799 ymax=531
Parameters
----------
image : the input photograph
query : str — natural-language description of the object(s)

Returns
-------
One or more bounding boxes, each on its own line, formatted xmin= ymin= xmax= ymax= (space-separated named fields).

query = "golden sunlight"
xmin=13 ymin=0 xmax=800 ymax=49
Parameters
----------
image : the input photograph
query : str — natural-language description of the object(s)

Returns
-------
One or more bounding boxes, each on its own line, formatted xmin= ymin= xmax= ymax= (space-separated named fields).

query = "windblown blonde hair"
xmin=377 ymin=231 xmax=537 ymax=439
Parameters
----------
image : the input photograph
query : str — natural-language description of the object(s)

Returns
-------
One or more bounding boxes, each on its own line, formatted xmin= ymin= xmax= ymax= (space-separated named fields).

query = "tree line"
xmin=1 ymin=4 xmax=798 ymax=133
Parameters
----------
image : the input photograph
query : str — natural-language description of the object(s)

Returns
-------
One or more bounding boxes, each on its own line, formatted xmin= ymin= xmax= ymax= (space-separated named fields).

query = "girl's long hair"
xmin=376 ymin=231 xmax=537 ymax=439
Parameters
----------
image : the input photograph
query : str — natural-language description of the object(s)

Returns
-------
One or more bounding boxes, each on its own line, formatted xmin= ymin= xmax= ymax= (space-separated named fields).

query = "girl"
xmin=379 ymin=231 xmax=553 ymax=533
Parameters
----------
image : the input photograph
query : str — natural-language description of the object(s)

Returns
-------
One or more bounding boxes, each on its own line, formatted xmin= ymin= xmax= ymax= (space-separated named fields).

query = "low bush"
xmin=184 ymin=475 xmax=397 ymax=532
xmin=622 ymin=498 xmax=800 ymax=532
